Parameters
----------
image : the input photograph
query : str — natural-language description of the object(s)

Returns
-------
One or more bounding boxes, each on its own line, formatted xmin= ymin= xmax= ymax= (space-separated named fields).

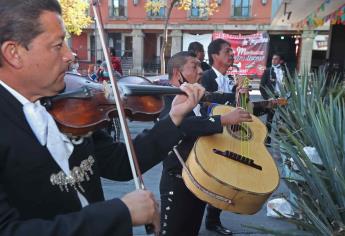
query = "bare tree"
xmin=145 ymin=0 xmax=219 ymax=74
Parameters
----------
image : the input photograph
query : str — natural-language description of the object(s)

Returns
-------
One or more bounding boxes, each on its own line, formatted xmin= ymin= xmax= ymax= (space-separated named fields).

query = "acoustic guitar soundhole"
xmin=226 ymin=124 xmax=253 ymax=141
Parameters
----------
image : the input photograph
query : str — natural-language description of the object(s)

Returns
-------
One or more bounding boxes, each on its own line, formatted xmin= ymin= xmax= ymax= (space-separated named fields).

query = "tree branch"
xmin=160 ymin=0 xmax=178 ymax=74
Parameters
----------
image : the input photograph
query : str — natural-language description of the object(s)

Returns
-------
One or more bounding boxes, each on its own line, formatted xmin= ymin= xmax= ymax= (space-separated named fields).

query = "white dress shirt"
xmin=272 ymin=65 xmax=283 ymax=95
xmin=212 ymin=67 xmax=233 ymax=93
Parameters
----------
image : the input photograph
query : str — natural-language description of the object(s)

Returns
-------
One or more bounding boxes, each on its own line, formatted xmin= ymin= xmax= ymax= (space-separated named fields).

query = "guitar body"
xmin=182 ymin=105 xmax=279 ymax=214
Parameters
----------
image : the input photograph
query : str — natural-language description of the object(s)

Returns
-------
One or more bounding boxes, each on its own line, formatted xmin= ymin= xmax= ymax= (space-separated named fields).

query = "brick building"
xmin=70 ymin=0 xmax=339 ymax=76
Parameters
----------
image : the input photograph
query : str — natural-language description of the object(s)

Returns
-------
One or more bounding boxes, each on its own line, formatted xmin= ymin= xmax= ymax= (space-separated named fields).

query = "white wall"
xmin=182 ymin=33 xmax=212 ymax=61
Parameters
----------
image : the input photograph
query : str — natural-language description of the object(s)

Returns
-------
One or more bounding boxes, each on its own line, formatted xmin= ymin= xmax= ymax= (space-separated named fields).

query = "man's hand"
xmin=169 ymin=83 xmax=205 ymax=126
xmin=220 ymin=107 xmax=253 ymax=125
xmin=121 ymin=190 xmax=160 ymax=234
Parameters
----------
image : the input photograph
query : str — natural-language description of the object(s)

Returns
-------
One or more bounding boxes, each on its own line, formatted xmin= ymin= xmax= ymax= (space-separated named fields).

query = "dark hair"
xmin=272 ymin=53 xmax=281 ymax=59
xmin=188 ymin=41 xmax=204 ymax=54
xmin=167 ymin=51 xmax=195 ymax=80
xmin=110 ymin=47 xmax=116 ymax=57
xmin=207 ymin=38 xmax=230 ymax=65
xmin=0 ymin=0 xmax=61 ymax=66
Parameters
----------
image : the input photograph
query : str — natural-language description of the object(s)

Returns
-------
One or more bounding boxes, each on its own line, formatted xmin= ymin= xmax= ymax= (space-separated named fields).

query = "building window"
xmin=109 ymin=0 xmax=126 ymax=17
xmin=147 ymin=0 xmax=166 ymax=18
xmin=232 ymin=0 xmax=251 ymax=18
xmin=90 ymin=34 xmax=95 ymax=59
xmin=108 ymin=33 xmax=122 ymax=57
xmin=190 ymin=0 xmax=209 ymax=18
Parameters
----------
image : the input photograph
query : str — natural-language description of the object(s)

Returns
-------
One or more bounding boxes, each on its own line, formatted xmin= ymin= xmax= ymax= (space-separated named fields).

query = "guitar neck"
xmin=122 ymin=85 xmax=231 ymax=103
xmin=252 ymin=98 xmax=288 ymax=110
xmin=121 ymin=84 xmax=183 ymax=96
xmin=252 ymin=100 xmax=272 ymax=109
xmin=239 ymin=93 xmax=250 ymax=110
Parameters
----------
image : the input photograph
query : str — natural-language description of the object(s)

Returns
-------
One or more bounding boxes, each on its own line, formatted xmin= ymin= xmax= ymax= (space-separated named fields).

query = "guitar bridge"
xmin=213 ymin=149 xmax=262 ymax=171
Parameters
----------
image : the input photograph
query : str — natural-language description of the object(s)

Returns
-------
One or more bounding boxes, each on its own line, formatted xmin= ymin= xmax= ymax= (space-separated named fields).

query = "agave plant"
xmin=248 ymin=70 xmax=345 ymax=235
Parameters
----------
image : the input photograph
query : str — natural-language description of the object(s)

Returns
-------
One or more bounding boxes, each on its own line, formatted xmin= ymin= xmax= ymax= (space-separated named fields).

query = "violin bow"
xmin=90 ymin=1 xmax=154 ymax=234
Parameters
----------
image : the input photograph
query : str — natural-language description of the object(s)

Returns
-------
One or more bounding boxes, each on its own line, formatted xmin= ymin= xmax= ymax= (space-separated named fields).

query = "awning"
xmin=271 ymin=0 xmax=345 ymax=28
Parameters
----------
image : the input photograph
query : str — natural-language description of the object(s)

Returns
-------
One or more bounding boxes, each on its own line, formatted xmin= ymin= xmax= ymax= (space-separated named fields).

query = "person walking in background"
xmin=188 ymin=41 xmax=211 ymax=71
xmin=259 ymin=53 xmax=289 ymax=145
xmin=97 ymin=62 xmax=110 ymax=83
xmin=260 ymin=54 xmax=289 ymax=100
xmin=88 ymin=59 xmax=102 ymax=81
xmin=98 ymin=49 xmax=123 ymax=82
xmin=279 ymin=55 xmax=292 ymax=81
xmin=69 ymin=54 xmax=80 ymax=75
xmin=110 ymin=47 xmax=123 ymax=76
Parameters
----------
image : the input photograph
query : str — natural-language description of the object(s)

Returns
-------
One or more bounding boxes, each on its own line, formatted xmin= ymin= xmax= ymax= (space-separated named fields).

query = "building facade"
xmin=270 ymin=0 xmax=344 ymax=73
xmin=71 ymin=0 xmax=331 ymax=76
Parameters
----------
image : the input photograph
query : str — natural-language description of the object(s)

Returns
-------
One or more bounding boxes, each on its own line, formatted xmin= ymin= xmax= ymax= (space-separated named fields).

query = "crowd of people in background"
xmin=70 ymin=47 xmax=123 ymax=83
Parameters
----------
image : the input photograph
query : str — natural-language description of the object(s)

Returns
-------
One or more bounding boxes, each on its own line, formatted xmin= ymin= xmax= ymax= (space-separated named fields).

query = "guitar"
xmin=252 ymin=98 xmax=287 ymax=109
xmin=181 ymin=78 xmax=280 ymax=215
xmin=248 ymin=98 xmax=287 ymax=116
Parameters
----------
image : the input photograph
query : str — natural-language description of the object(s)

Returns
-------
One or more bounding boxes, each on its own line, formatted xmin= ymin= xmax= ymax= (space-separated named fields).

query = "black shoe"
xmin=265 ymin=137 xmax=272 ymax=147
xmin=206 ymin=223 xmax=233 ymax=235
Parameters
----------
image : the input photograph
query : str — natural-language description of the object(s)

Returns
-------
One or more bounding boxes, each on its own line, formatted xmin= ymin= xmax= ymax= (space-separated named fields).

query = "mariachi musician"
xmin=158 ymin=51 xmax=252 ymax=236
xmin=259 ymin=53 xmax=290 ymax=145
xmin=200 ymin=38 xmax=273 ymax=234
xmin=0 ymin=0 xmax=204 ymax=235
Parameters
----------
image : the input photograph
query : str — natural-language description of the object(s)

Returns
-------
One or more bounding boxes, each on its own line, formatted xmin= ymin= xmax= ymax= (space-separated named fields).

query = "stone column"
xmin=94 ymin=31 xmax=103 ymax=61
xmin=299 ymin=30 xmax=316 ymax=73
xmin=131 ymin=29 xmax=144 ymax=75
xmin=170 ymin=30 xmax=182 ymax=56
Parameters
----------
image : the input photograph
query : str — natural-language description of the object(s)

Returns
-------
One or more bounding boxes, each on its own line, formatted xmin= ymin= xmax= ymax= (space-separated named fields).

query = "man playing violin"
xmin=0 ymin=0 xmax=205 ymax=235
xmin=158 ymin=51 xmax=252 ymax=236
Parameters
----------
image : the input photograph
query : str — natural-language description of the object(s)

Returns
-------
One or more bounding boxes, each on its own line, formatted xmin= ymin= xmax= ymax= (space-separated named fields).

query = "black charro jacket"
xmin=0 ymin=83 xmax=184 ymax=236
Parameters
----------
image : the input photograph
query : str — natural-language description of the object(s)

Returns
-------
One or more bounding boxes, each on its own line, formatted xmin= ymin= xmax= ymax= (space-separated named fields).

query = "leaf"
xmin=268 ymin=70 xmax=345 ymax=235
xmin=59 ymin=0 xmax=93 ymax=36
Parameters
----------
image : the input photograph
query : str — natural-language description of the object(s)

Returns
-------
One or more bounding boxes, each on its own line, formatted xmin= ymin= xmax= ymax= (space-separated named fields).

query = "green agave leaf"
xmin=264 ymin=70 xmax=345 ymax=235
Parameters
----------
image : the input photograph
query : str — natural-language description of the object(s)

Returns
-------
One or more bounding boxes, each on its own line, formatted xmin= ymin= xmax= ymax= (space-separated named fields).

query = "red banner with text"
xmin=213 ymin=32 xmax=270 ymax=78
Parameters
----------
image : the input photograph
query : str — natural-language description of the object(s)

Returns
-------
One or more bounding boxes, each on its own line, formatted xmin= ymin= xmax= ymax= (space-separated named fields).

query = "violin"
xmin=43 ymin=72 xmax=288 ymax=137
xmin=42 ymin=72 xmax=166 ymax=136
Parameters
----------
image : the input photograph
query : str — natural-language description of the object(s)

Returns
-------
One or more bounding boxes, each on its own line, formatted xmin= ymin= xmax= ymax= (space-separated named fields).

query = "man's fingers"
xmin=179 ymin=83 xmax=205 ymax=104
xmin=234 ymin=109 xmax=252 ymax=122
xmin=180 ymin=83 xmax=196 ymax=104
xmin=121 ymin=189 xmax=161 ymax=227
xmin=191 ymin=83 xmax=205 ymax=101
